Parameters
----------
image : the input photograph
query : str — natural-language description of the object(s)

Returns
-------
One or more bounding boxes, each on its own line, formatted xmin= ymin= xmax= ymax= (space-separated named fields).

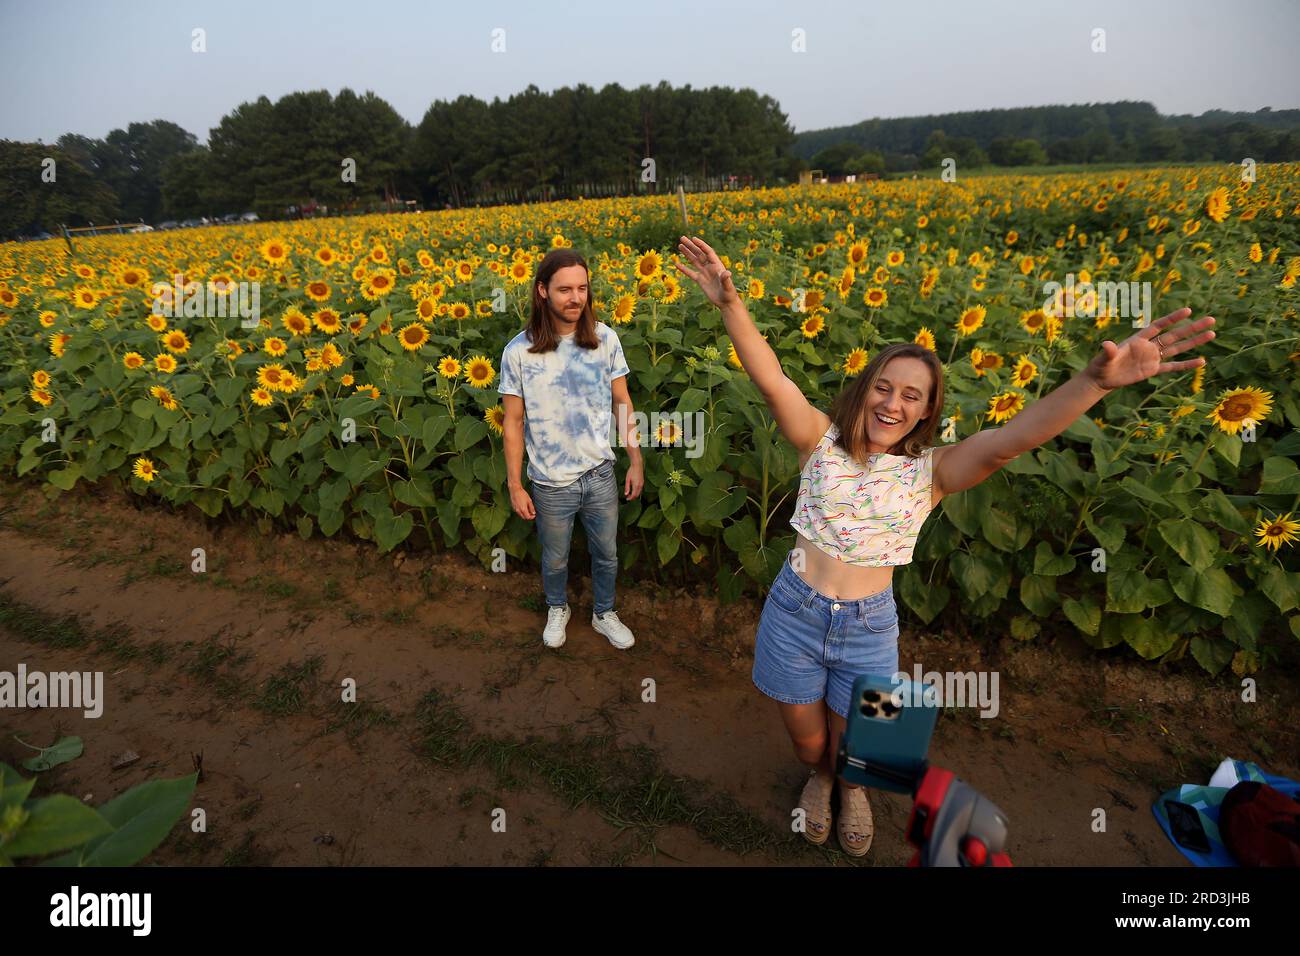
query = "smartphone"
xmin=1164 ymin=799 xmax=1212 ymax=854
xmin=836 ymin=674 xmax=940 ymax=794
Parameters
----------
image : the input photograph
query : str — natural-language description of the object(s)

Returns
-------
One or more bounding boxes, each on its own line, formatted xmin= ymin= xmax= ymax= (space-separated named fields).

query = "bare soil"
xmin=1 ymin=478 xmax=1295 ymax=866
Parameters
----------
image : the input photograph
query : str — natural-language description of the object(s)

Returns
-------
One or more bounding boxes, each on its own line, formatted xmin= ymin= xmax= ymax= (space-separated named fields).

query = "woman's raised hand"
xmin=1084 ymin=307 xmax=1216 ymax=391
xmin=673 ymin=236 xmax=740 ymax=309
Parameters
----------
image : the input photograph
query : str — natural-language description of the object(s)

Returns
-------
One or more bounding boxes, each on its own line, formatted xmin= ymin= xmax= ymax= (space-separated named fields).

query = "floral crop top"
xmin=789 ymin=422 xmax=936 ymax=567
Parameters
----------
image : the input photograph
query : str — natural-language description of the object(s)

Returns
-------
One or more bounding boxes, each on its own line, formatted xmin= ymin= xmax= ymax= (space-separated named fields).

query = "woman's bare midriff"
xmin=788 ymin=445 xmax=945 ymax=601
xmin=789 ymin=532 xmax=895 ymax=600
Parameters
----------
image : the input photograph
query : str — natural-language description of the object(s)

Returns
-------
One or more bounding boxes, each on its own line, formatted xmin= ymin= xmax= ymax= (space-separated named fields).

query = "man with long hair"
xmin=498 ymin=249 xmax=645 ymax=649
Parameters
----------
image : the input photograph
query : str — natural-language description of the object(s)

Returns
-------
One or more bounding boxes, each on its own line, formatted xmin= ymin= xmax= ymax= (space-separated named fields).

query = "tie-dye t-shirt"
xmin=498 ymin=322 xmax=630 ymax=487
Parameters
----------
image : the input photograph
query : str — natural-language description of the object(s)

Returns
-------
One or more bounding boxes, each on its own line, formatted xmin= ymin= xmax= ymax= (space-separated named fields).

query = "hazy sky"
xmin=2 ymin=0 xmax=1297 ymax=145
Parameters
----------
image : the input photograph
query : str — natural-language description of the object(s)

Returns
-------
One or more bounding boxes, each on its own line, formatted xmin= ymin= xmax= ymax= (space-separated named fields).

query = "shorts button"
xmin=832 ymin=602 xmax=841 ymax=610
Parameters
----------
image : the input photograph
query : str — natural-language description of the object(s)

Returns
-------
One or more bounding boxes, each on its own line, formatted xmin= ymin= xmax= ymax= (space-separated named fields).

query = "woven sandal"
xmin=837 ymin=783 xmax=874 ymax=857
xmin=797 ymin=770 xmax=833 ymax=845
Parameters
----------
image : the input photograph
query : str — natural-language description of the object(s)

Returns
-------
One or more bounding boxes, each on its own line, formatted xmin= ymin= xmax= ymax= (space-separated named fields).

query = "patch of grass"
xmin=412 ymin=687 xmax=791 ymax=862
xmin=236 ymin=797 xmax=262 ymax=821
xmin=517 ymin=593 xmax=546 ymax=612
xmin=220 ymin=830 xmax=264 ymax=866
xmin=182 ymin=635 xmax=252 ymax=698
xmin=382 ymin=607 xmax=414 ymax=626
xmin=263 ymin=579 xmax=298 ymax=600
xmin=0 ymin=595 xmax=91 ymax=650
xmin=325 ymin=698 xmax=400 ymax=739
xmin=254 ymin=656 xmax=324 ymax=717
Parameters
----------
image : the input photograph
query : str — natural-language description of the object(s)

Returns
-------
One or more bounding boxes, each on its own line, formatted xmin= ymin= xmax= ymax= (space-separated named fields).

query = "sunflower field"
xmin=2 ymin=163 xmax=1298 ymax=674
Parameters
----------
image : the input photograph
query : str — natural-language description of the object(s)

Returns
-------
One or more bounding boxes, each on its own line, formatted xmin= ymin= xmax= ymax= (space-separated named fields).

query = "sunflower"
xmin=259 ymin=238 xmax=289 ymax=266
xmin=970 ymin=348 xmax=1003 ymax=377
xmin=635 ymin=250 xmax=663 ymax=281
xmin=914 ymin=327 xmax=936 ymax=351
xmin=919 ymin=268 xmax=939 ymax=299
xmin=1013 ymin=356 xmax=1037 ymax=386
xmin=728 ymin=341 xmax=744 ymax=370
xmin=463 ymin=355 xmax=495 ymax=388
xmin=800 ymin=313 xmax=825 ymax=338
xmin=654 ymin=420 xmax=682 ymax=445
xmin=123 ymin=351 xmax=145 ymax=370
xmin=149 ymin=385 xmax=177 ymax=411
xmin=281 ymin=306 xmax=310 ymax=336
xmin=162 ymin=330 xmax=191 ymax=354
xmin=73 ymin=287 xmax=97 ymax=309
xmin=362 ymin=269 xmax=397 ymax=300
xmin=120 ymin=266 xmax=147 ymax=288
xmin=956 ymin=304 xmax=987 ymax=337
xmin=886 ymin=250 xmax=905 ymax=268
xmin=611 ymin=293 xmax=636 ymax=324
xmin=747 ymin=278 xmax=766 ymax=300
xmin=863 ymin=287 xmax=888 ymax=309
xmin=986 ymin=391 xmax=1025 ymax=424
xmin=847 ymin=241 xmax=869 ymax=267
xmin=508 ymin=260 xmax=531 ymax=284
xmin=31 ymin=369 xmax=51 ymax=388
xmin=1205 ymin=187 xmax=1231 ymax=224
xmin=315 ymin=247 xmax=336 ymax=266
xmin=257 ymin=363 xmax=290 ymax=391
xmin=448 ymin=302 xmax=471 ymax=321
xmin=437 ymin=356 xmax=461 ymax=379
xmin=132 ymin=457 xmax=158 ymax=483
xmin=1254 ymin=512 xmax=1300 ymax=551
xmin=305 ymin=279 xmax=331 ymax=302
xmin=399 ymin=323 xmax=430 ymax=351
xmin=1007 ymin=307 xmax=1035 ymax=337
xmin=312 ymin=308 xmax=343 ymax=334
xmin=250 ymin=387 xmax=275 ymax=407
xmin=262 ymin=336 xmax=288 ymax=357
xmin=485 ymin=405 xmax=506 ymax=436
xmin=153 ymin=354 xmax=177 ymax=374
xmin=1207 ymin=386 xmax=1272 ymax=435
xmin=844 ymin=348 xmax=869 ymax=376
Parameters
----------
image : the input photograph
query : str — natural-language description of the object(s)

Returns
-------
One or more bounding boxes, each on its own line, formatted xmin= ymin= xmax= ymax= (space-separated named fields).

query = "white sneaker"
xmin=592 ymin=610 xmax=634 ymax=649
xmin=543 ymin=604 xmax=571 ymax=648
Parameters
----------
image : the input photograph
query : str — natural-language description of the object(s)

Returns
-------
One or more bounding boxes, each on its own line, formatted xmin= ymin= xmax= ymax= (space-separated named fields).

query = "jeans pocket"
xmin=862 ymin=599 xmax=898 ymax=633
xmin=767 ymin=578 xmax=805 ymax=615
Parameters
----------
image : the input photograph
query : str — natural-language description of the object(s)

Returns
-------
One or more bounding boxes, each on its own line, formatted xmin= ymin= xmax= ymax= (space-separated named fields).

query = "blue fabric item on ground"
xmin=1151 ymin=758 xmax=1300 ymax=866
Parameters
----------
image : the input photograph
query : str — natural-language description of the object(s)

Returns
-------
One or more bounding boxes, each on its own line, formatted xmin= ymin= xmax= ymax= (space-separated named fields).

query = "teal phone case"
xmin=836 ymin=674 xmax=940 ymax=793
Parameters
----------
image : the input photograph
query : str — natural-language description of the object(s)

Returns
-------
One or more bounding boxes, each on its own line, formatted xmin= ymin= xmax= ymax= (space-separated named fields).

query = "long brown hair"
xmin=525 ymin=249 xmax=599 ymax=352
xmin=829 ymin=343 xmax=944 ymax=460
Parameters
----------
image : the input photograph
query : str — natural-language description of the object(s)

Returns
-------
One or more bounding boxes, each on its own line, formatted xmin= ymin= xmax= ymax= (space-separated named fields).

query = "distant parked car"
xmin=220 ymin=213 xmax=239 ymax=223
xmin=130 ymin=224 xmax=154 ymax=233
xmin=179 ymin=219 xmax=201 ymax=229
xmin=156 ymin=221 xmax=178 ymax=231
xmin=240 ymin=211 xmax=259 ymax=222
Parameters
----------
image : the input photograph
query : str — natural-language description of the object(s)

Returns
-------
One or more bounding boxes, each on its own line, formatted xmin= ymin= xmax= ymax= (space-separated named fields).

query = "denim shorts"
xmin=752 ymin=549 xmax=900 ymax=720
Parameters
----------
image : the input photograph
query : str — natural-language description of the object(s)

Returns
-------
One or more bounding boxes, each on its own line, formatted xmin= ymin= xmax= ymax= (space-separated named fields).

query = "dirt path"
xmin=2 ymin=479 xmax=1295 ymax=866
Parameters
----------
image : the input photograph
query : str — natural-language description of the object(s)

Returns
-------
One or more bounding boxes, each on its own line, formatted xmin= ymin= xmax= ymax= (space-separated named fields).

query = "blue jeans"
xmin=752 ymin=548 xmax=900 ymax=719
xmin=531 ymin=459 xmax=619 ymax=615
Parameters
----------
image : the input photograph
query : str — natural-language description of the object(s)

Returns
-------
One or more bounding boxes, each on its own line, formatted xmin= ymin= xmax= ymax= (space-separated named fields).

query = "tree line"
xmin=3 ymin=88 xmax=1297 ymax=240
xmin=798 ymin=101 xmax=1300 ymax=175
